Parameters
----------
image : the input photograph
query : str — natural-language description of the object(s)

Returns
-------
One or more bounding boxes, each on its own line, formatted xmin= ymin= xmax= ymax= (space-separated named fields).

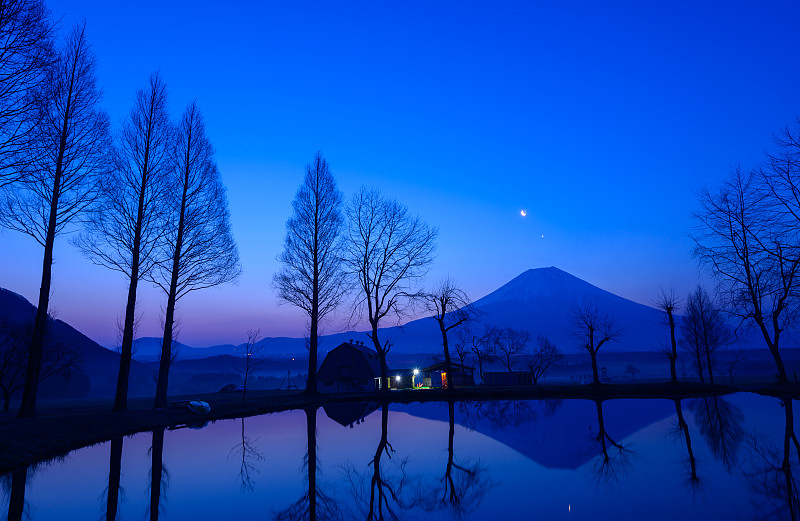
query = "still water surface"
xmin=2 ymin=393 xmax=798 ymax=520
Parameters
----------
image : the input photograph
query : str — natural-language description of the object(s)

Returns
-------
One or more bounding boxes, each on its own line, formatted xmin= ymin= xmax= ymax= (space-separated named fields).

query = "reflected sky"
xmin=2 ymin=393 xmax=797 ymax=520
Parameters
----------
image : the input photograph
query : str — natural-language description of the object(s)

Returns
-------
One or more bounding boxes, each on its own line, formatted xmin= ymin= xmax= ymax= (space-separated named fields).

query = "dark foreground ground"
xmin=1 ymin=381 xmax=798 ymax=475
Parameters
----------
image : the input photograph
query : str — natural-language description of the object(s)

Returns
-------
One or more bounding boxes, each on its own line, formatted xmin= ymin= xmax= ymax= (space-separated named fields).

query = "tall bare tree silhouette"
xmin=275 ymin=152 xmax=345 ymax=395
xmin=4 ymin=24 xmax=111 ymax=416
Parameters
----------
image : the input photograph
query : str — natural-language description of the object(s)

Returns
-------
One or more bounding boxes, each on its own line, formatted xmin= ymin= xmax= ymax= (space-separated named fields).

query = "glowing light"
xmin=413 ymin=369 xmax=419 ymax=375
xmin=520 ymin=209 xmax=527 ymax=217
xmin=395 ymin=376 xmax=402 ymax=382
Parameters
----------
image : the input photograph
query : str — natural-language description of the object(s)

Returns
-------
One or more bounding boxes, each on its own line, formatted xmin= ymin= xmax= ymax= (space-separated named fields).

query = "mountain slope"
xmin=320 ymin=267 xmax=668 ymax=354
xmin=0 ymin=288 xmax=154 ymax=397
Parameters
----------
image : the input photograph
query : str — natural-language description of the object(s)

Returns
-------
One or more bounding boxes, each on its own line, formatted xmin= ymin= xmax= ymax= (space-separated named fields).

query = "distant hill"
xmin=0 ymin=288 xmax=155 ymax=398
xmin=134 ymin=267 xmax=675 ymax=358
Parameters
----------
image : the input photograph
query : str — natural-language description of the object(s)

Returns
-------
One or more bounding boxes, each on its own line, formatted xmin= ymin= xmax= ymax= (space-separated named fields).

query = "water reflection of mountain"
xmin=398 ymin=399 xmax=674 ymax=469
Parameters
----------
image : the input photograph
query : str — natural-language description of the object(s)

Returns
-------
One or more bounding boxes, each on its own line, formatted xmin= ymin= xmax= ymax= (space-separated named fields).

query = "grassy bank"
xmin=1 ymin=381 xmax=798 ymax=475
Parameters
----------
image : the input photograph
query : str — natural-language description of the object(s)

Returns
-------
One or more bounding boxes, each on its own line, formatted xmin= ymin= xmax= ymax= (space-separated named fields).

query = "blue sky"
xmin=1 ymin=1 xmax=799 ymax=346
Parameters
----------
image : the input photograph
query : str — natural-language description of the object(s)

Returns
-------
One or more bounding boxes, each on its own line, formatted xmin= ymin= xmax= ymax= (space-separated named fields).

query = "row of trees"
xmin=274 ymin=155 xmax=437 ymax=393
xmin=274 ymin=156 xmax=570 ymax=391
xmin=274 ymin=153 xmax=550 ymax=390
xmin=0 ymin=3 xmax=239 ymax=416
xmin=688 ymin=119 xmax=800 ymax=385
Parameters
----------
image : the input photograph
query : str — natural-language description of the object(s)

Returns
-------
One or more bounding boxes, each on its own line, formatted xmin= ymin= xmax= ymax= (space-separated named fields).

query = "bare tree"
xmin=151 ymin=102 xmax=240 ymax=408
xmin=236 ymin=329 xmax=265 ymax=401
xmin=417 ymin=401 xmax=491 ymax=515
xmin=452 ymin=326 xmax=472 ymax=369
xmin=423 ymin=278 xmax=479 ymax=390
xmin=672 ymin=399 xmax=700 ymax=492
xmin=495 ymin=327 xmax=529 ymax=371
xmin=469 ymin=327 xmax=497 ymax=384
xmin=74 ymin=72 xmax=172 ymax=412
xmin=343 ymin=187 xmax=437 ymax=391
xmin=624 ymin=364 xmax=640 ymax=382
xmin=274 ymin=152 xmax=345 ymax=395
xmin=679 ymin=285 xmax=733 ymax=384
xmin=275 ymin=407 xmax=343 ymax=521
xmin=591 ymin=400 xmax=633 ymax=487
xmin=526 ymin=335 xmax=563 ymax=385
xmin=3 ymin=24 xmax=110 ymax=416
xmin=228 ymin=417 xmax=264 ymax=493
xmin=742 ymin=399 xmax=800 ymax=520
xmin=693 ymin=166 xmax=800 ymax=384
xmin=688 ymin=396 xmax=744 ymax=471
xmin=0 ymin=0 xmax=53 ymax=189
xmin=655 ymin=287 xmax=681 ymax=384
xmin=0 ymin=317 xmax=80 ymax=411
xmin=341 ymin=403 xmax=414 ymax=520
xmin=570 ymin=301 xmax=621 ymax=385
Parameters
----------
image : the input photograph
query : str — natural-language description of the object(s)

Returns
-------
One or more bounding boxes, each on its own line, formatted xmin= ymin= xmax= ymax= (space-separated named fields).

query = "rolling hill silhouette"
xmin=0 ymin=288 xmax=154 ymax=398
xmin=2 ymin=267 xmax=667 ymax=366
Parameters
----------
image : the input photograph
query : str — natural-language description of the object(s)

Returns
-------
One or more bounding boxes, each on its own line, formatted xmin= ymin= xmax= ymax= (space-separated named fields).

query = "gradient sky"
xmin=1 ymin=1 xmax=799 ymax=347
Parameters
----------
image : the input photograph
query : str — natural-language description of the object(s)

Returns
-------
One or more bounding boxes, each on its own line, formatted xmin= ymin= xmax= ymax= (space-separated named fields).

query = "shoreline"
xmin=1 ymin=382 xmax=798 ymax=475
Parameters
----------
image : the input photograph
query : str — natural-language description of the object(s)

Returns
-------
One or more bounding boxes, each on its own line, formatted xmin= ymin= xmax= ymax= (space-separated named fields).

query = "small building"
xmin=317 ymin=341 xmax=388 ymax=393
xmin=389 ymin=368 xmax=419 ymax=389
xmin=421 ymin=361 xmax=475 ymax=388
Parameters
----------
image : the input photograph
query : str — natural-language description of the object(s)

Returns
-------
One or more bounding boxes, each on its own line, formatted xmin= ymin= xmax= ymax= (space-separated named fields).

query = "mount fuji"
xmin=313 ymin=266 xmax=668 ymax=355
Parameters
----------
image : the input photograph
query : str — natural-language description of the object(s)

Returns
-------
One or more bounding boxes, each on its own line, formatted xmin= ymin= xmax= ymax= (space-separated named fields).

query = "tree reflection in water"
xmin=342 ymin=403 xmax=414 ymax=521
xmin=228 ymin=417 xmax=264 ymax=493
xmin=418 ymin=400 xmax=492 ymax=517
xmin=743 ymin=399 xmax=800 ymax=520
xmin=458 ymin=399 xmax=544 ymax=431
xmin=148 ymin=427 xmax=168 ymax=521
xmin=688 ymin=396 xmax=744 ymax=471
xmin=103 ymin=436 xmax=124 ymax=521
xmin=672 ymin=399 xmax=701 ymax=492
xmin=2 ymin=465 xmax=29 ymax=521
xmin=275 ymin=406 xmax=343 ymax=521
xmin=590 ymin=400 xmax=633 ymax=487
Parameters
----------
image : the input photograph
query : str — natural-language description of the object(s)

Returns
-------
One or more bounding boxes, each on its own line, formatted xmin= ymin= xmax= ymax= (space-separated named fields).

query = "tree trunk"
xmin=7 ymin=466 xmax=27 ymax=521
xmin=154 ymin=288 xmax=176 ymax=408
xmin=695 ymin=354 xmax=705 ymax=383
xmin=590 ymin=349 xmax=600 ymax=384
xmin=307 ymin=284 xmax=319 ymax=395
xmin=769 ymin=344 xmax=789 ymax=384
xmin=371 ymin=322 xmax=388 ymax=391
xmin=755 ymin=316 xmax=789 ymax=384
xmin=307 ymin=407 xmax=317 ymax=521
xmin=18 ymin=113 xmax=74 ymax=419
xmin=704 ymin=347 xmax=715 ymax=384
xmin=114 ymin=142 xmax=150 ymax=412
xmin=440 ymin=322 xmax=454 ymax=391
xmin=106 ymin=437 xmax=123 ymax=521
xmin=149 ymin=428 xmax=165 ymax=521
xmin=113 ymin=273 xmax=138 ymax=412
xmin=667 ymin=308 xmax=678 ymax=384
xmin=3 ymin=393 xmax=9 ymax=412
xmin=154 ymin=162 xmax=189 ymax=409
xmin=674 ymin=399 xmax=698 ymax=484
xmin=307 ymin=203 xmax=320 ymax=395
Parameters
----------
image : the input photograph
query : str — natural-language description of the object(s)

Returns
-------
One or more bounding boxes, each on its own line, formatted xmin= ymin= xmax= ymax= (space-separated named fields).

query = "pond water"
xmin=2 ymin=393 xmax=798 ymax=520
